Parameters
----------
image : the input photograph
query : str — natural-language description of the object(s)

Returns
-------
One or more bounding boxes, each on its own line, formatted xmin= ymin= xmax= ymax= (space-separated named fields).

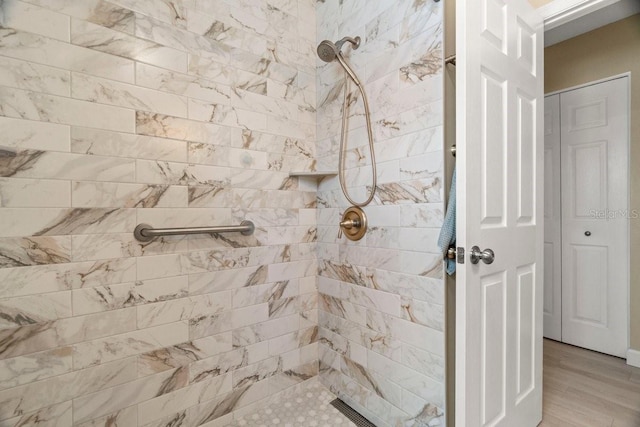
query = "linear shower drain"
xmin=330 ymin=398 xmax=376 ymax=427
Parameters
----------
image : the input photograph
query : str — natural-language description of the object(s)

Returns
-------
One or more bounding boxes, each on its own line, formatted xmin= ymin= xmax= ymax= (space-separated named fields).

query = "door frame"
xmin=544 ymin=72 xmax=631 ymax=358
xmin=538 ymin=0 xmax=627 ymax=30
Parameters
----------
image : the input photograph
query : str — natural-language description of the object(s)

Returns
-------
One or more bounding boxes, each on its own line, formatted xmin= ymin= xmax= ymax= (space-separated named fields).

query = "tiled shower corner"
xmin=0 ymin=0 xmax=446 ymax=426
xmin=316 ymin=0 xmax=446 ymax=426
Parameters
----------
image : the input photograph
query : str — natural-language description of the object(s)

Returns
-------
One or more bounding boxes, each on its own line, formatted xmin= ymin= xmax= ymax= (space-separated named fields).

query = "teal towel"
xmin=438 ymin=167 xmax=456 ymax=275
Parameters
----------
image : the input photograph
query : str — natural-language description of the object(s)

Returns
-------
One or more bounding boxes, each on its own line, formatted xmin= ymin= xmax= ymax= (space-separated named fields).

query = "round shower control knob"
xmin=338 ymin=206 xmax=367 ymax=241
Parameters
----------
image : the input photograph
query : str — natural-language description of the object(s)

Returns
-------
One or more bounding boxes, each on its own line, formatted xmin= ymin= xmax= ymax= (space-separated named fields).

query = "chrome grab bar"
xmin=133 ymin=221 xmax=255 ymax=242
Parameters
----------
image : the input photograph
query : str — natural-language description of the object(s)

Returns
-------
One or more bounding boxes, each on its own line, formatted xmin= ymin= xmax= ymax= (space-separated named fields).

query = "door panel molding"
xmin=457 ymin=0 xmax=543 ymax=425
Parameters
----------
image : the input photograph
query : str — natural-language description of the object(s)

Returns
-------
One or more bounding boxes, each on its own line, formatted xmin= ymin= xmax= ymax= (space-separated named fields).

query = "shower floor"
xmin=225 ymin=381 xmax=357 ymax=427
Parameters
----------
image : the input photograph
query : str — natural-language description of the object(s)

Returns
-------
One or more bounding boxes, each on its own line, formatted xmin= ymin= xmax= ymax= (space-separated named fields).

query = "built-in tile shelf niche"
xmin=288 ymin=171 xmax=338 ymax=181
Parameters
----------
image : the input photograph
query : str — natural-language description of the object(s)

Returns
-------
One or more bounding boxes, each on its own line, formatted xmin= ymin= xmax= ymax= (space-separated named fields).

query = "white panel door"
xmin=560 ymin=77 xmax=629 ymax=358
xmin=456 ymin=0 xmax=543 ymax=425
xmin=543 ymin=94 xmax=562 ymax=341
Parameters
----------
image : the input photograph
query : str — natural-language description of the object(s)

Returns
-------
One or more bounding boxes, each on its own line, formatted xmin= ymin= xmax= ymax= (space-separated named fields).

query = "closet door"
xmin=560 ymin=77 xmax=629 ymax=358
xmin=543 ymin=95 xmax=561 ymax=341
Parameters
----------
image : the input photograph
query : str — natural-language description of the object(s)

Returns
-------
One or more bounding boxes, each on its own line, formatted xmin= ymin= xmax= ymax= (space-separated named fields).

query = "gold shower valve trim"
xmin=339 ymin=206 xmax=368 ymax=241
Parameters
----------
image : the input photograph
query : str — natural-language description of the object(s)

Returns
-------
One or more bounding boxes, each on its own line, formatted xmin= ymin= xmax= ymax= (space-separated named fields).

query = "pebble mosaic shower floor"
xmin=226 ymin=382 xmax=356 ymax=427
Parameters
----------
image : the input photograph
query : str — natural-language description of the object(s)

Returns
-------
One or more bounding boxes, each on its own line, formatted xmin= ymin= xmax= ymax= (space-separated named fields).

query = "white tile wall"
xmin=0 ymin=0 xmax=447 ymax=425
xmin=316 ymin=0 xmax=446 ymax=426
xmin=0 ymin=0 xmax=319 ymax=425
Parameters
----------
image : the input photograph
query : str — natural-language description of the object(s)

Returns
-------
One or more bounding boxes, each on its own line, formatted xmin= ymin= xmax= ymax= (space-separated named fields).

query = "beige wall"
xmin=545 ymin=14 xmax=640 ymax=351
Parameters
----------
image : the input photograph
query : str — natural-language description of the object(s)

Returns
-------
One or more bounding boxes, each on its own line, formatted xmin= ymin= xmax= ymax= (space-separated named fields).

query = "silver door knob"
xmin=470 ymin=246 xmax=495 ymax=265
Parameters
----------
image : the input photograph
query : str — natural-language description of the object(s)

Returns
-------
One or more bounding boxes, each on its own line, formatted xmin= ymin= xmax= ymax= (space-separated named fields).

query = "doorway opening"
xmin=543 ymin=75 xmax=630 ymax=358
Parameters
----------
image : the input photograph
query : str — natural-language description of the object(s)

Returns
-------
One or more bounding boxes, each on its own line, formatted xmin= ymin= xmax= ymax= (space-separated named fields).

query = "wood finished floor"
xmin=540 ymin=339 xmax=640 ymax=427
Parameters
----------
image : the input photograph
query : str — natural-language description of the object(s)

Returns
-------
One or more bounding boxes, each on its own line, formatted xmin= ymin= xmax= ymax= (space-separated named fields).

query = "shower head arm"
xmin=335 ymin=36 xmax=361 ymax=51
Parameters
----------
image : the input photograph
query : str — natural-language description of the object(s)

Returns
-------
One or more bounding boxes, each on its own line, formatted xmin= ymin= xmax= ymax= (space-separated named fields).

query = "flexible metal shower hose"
xmin=336 ymin=54 xmax=377 ymax=207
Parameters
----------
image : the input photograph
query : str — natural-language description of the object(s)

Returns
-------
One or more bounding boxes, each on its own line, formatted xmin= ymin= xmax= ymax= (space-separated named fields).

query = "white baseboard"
xmin=627 ymin=348 xmax=640 ymax=368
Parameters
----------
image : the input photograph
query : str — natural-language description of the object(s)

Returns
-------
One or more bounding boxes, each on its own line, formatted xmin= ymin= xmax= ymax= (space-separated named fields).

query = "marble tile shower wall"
xmin=0 ymin=0 xmax=319 ymax=425
xmin=315 ymin=1 xmax=446 ymax=426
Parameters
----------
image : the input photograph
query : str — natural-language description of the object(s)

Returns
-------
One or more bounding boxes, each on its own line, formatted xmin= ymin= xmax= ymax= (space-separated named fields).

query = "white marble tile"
xmin=136 ymin=253 xmax=184 ymax=281
xmin=75 ymin=405 xmax=138 ymax=427
xmin=0 ymin=347 xmax=72 ymax=391
xmin=72 ymin=276 xmax=188 ymax=315
xmin=373 ymin=99 xmax=442 ymax=142
xmin=0 ymin=28 xmax=134 ymax=83
xmin=398 ymin=250 xmax=443 ymax=278
xmin=188 ymin=98 xmax=268 ymax=130
xmin=267 ymin=115 xmax=314 ymax=141
xmin=0 ymin=86 xmax=135 ymax=132
xmin=72 ymin=72 xmax=188 ymax=117
xmin=366 ymin=21 xmax=442 ymax=84
xmin=401 ymin=388 xmax=444 ymax=426
xmin=267 ymin=326 xmax=316 ymax=357
xmin=0 ymin=116 xmax=69 ymax=151
xmin=1 ymin=0 xmax=70 ymax=42
xmin=0 ymin=55 xmax=70 ymax=96
xmin=388 ymin=316 xmax=444 ymax=358
xmin=1 ymin=400 xmax=73 ymax=427
xmin=72 ymin=321 xmax=189 ymax=369
xmin=72 ymin=233 xmax=186 ymax=263
xmin=232 ymin=280 xmax=298 ymax=308
xmin=0 ymin=236 xmax=71 ymax=268
xmin=136 ymin=290 xmax=232 ymax=329
xmin=367 ymin=350 xmax=444 ymax=409
xmin=72 ymin=366 xmax=189 ymax=423
xmin=136 ymin=111 xmax=233 ymax=145
xmin=1 ymin=150 xmax=135 ymax=182
xmin=189 ymin=265 xmax=269 ymax=295
xmin=0 ymin=357 xmax=136 ymax=422
xmin=18 ymin=0 xmax=136 ymax=35
xmin=71 ymin=19 xmax=188 ymax=73
xmin=397 ymin=227 xmax=441 ymax=254
xmin=186 ymin=11 xmax=268 ymax=56
xmin=398 ymin=203 xmax=444 ymax=228
xmin=0 ymin=291 xmax=71 ymax=329
xmin=134 ymin=13 xmax=229 ymax=59
xmin=401 ymin=344 xmax=444 ymax=383
xmin=229 ymin=169 xmax=290 ymax=190
xmin=0 ymin=307 xmax=137 ymax=360
xmin=136 ymin=160 xmax=230 ymax=186
xmin=0 ymin=178 xmax=70 ymax=208
xmin=0 ymin=0 xmax=390 ymax=423
xmin=187 ymin=53 xmax=233 ymax=85
xmin=0 ymin=258 xmax=136 ymax=299
xmin=71 ymin=127 xmax=187 ymax=162
xmin=267 ymin=260 xmax=312 ymax=282
xmin=229 ymin=88 xmax=300 ymax=121
xmin=0 ymin=208 xmax=135 ymax=237
xmin=137 ymin=332 xmax=232 ymax=377
xmin=189 ymin=303 xmax=269 ymax=339
xmin=188 ymin=143 xmax=269 ymax=170
xmin=110 ymin=0 xmax=188 ymax=28
xmin=72 ymin=182 xmax=188 ymax=208
xmin=137 ymin=373 xmax=232 ymax=425
xmin=136 ymin=62 xmax=232 ymax=104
